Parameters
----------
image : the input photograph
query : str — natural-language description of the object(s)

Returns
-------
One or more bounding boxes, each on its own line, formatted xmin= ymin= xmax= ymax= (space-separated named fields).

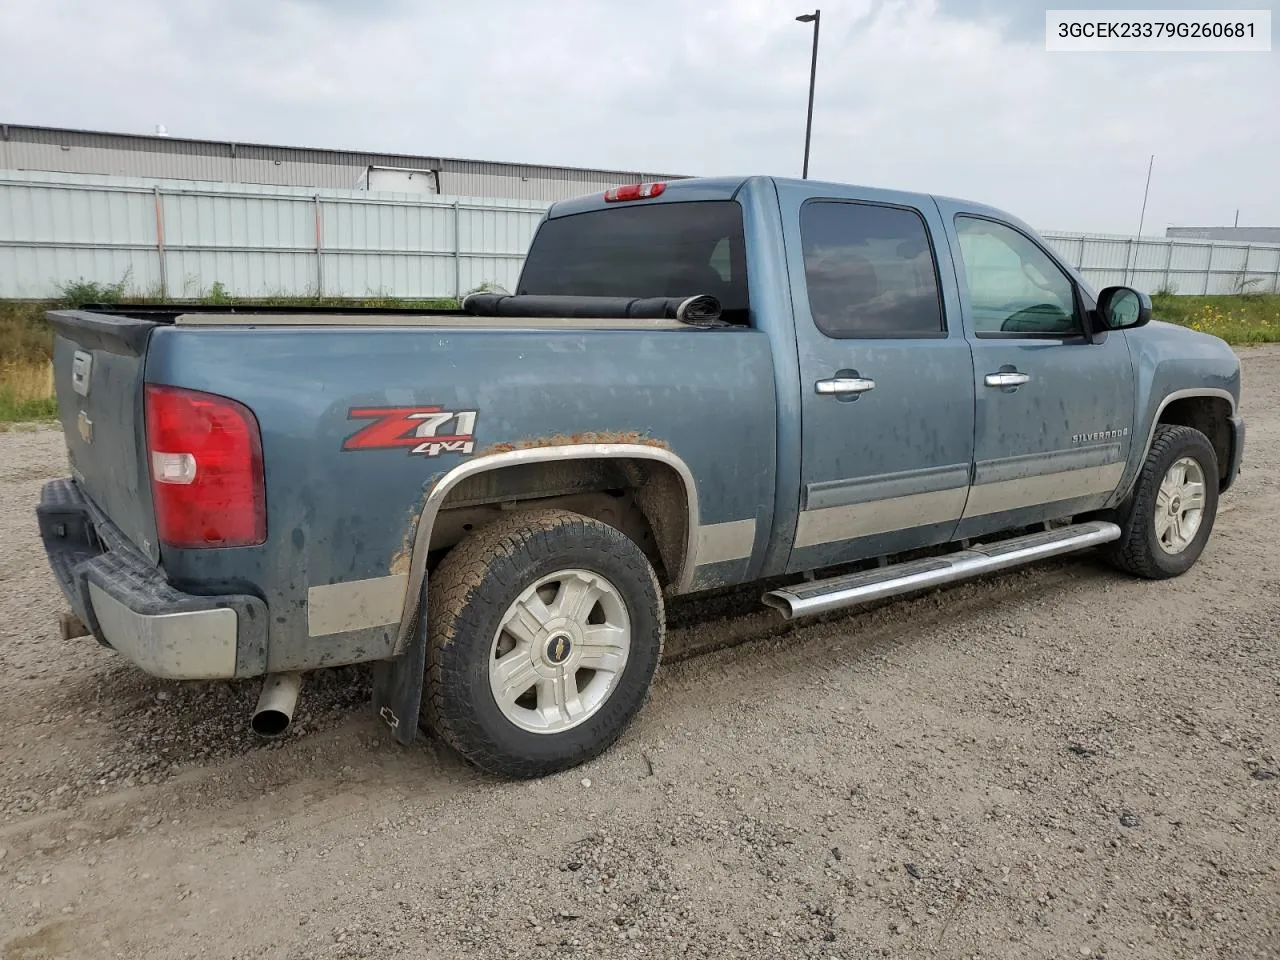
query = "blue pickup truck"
xmin=38 ymin=175 xmax=1244 ymax=777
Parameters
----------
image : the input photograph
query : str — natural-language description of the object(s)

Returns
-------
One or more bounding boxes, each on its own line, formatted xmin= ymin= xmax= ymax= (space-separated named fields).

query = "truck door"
xmin=777 ymin=182 xmax=976 ymax=573
xmin=936 ymin=206 xmax=1136 ymax=538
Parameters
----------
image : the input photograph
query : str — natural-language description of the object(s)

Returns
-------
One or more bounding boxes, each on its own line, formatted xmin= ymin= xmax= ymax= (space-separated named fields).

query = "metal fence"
xmin=3 ymin=170 xmax=1278 ymax=300
xmin=1042 ymin=231 xmax=1280 ymax=296
xmin=0 ymin=171 xmax=547 ymax=299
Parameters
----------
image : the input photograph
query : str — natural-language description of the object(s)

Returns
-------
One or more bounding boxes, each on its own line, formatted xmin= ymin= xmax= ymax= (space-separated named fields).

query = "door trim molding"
xmin=962 ymin=461 xmax=1125 ymax=519
xmin=795 ymin=486 xmax=969 ymax=548
xmin=804 ymin=462 xmax=970 ymax=511
xmin=972 ymin=443 xmax=1122 ymax=485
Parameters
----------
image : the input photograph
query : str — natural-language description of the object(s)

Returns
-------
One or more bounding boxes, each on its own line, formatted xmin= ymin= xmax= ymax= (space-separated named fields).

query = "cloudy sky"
xmin=1 ymin=0 xmax=1276 ymax=233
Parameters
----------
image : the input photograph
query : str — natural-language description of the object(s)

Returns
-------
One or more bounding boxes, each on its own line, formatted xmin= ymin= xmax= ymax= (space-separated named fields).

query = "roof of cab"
xmin=546 ymin=174 xmax=1018 ymax=231
xmin=547 ymin=176 xmax=751 ymax=219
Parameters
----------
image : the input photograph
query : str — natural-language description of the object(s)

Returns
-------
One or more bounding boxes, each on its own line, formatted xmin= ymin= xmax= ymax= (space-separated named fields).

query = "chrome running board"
xmin=762 ymin=521 xmax=1121 ymax=620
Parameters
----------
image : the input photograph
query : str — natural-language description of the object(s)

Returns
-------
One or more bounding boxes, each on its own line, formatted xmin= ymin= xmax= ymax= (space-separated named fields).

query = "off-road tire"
xmin=422 ymin=509 xmax=664 ymax=778
xmin=1105 ymin=424 xmax=1219 ymax=579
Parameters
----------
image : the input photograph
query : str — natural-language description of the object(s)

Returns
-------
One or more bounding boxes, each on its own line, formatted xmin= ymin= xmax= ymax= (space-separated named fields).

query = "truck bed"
xmin=44 ymin=298 xmax=777 ymax=680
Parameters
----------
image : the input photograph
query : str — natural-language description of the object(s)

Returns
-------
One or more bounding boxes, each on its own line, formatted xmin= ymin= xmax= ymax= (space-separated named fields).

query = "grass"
xmin=0 ymin=300 xmax=59 ymax=423
xmin=0 ymin=301 xmax=56 ymax=367
xmin=0 ymin=361 xmax=58 ymax=422
xmin=1150 ymin=292 xmax=1280 ymax=344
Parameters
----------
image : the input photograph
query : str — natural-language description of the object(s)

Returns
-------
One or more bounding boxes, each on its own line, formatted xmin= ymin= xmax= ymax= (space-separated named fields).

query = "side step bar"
xmin=762 ymin=520 xmax=1121 ymax=620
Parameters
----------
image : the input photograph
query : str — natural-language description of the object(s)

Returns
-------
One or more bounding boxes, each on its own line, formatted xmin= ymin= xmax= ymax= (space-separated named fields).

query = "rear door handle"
xmin=984 ymin=372 xmax=1030 ymax=388
xmin=815 ymin=377 xmax=876 ymax=396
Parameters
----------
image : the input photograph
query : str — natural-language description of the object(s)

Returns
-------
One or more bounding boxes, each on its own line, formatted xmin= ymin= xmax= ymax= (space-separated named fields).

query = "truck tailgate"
xmin=48 ymin=310 xmax=160 ymax=562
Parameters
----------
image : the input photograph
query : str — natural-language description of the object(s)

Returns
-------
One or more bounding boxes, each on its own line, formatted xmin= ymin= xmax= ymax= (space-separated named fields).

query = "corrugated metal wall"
xmin=1042 ymin=231 xmax=1280 ymax=296
xmin=0 ymin=125 xmax=676 ymax=201
xmin=2 ymin=170 xmax=1278 ymax=300
xmin=0 ymin=171 xmax=546 ymax=298
xmin=1166 ymin=226 xmax=1280 ymax=244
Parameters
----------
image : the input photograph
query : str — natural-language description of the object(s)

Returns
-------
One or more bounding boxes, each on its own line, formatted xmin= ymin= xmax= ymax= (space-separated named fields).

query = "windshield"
xmin=517 ymin=200 xmax=750 ymax=322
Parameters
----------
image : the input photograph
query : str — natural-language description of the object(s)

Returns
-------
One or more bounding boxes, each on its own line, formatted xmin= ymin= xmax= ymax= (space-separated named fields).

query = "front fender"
xmin=1110 ymin=322 xmax=1241 ymax=505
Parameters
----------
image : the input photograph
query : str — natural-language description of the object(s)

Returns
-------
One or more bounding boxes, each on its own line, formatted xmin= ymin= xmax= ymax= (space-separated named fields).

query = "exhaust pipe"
xmin=59 ymin=612 xmax=91 ymax=641
xmin=251 ymin=672 xmax=302 ymax=737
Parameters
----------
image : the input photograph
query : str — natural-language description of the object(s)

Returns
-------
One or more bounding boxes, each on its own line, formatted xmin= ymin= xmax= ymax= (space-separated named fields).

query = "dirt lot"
xmin=2 ymin=349 xmax=1278 ymax=960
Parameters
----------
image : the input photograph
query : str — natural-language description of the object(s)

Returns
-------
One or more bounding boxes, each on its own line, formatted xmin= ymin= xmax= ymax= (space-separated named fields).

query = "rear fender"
xmin=371 ymin=443 xmax=700 ymax=743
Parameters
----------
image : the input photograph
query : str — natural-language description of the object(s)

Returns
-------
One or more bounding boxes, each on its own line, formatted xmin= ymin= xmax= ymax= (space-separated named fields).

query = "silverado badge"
xmin=1071 ymin=427 xmax=1129 ymax=444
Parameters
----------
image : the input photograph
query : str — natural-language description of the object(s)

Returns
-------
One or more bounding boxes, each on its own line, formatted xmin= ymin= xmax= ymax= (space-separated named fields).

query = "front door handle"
xmin=984 ymin=372 xmax=1030 ymax=388
xmin=815 ymin=377 xmax=876 ymax=396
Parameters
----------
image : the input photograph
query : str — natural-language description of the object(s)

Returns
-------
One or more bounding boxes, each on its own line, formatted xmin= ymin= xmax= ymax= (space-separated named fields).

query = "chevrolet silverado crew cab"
xmin=38 ymin=176 xmax=1244 ymax=778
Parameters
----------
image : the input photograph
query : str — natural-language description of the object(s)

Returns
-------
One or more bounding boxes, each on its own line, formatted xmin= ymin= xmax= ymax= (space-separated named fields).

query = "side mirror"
xmin=1096 ymin=286 xmax=1152 ymax=331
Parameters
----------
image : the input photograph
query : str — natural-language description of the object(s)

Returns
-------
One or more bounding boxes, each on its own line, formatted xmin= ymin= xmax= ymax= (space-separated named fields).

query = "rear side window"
xmin=800 ymin=201 xmax=944 ymax=338
xmin=518 ymin=200 xmax=749 ymax=322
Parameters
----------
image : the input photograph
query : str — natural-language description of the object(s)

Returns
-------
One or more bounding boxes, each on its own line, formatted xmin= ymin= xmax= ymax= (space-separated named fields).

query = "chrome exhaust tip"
xmin=251 ymin=672 xmax=302 ymax=738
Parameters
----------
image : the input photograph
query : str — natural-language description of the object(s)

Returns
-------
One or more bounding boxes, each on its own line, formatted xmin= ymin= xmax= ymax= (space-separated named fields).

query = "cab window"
xmin=518 ymin=200 xmax=749 ymax=323
xmin=799 ymin=200 xmax=944 ymax=338
xmin=954 ymin=217 xmax=1081 ymax=336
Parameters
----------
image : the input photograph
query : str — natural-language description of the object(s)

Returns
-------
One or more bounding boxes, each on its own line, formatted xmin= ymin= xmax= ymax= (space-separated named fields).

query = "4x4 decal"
xmin=342 ymin=406 xmax=477 ymax=457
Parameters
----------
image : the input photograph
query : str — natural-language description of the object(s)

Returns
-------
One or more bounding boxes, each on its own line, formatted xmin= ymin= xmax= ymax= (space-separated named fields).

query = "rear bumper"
xmin=1223 ymin=416 xmax=1245 ymax=492
xmin=37 ymin=478 xmax=267 ymax=679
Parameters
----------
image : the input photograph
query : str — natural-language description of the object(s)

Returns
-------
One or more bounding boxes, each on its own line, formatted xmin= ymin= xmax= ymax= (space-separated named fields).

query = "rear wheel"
xmin=423 ymin=509 xmax=664 ymax=778
xmin=1106 ymin=424 xmax=1219 ymax=579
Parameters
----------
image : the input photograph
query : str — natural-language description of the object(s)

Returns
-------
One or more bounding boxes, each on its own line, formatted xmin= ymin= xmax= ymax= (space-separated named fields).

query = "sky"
xmin=0 ymin=0 xmax=1276 ymax=233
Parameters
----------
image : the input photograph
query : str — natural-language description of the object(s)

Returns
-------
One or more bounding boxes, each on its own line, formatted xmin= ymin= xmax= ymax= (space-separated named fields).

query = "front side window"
xmin=799 ymin=200 xmax=944 ymax=338
xmin=954 ymin=217 xmax=1081 ymax=336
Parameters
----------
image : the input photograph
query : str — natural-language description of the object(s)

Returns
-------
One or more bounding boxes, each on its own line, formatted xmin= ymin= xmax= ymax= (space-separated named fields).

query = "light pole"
xmin=1135 ymin=154 xmax=1155 ymax=238
xmin=1126 ymin=154 xmax=1155 ymax=284
xmin=796 ymin=10 xmax=821 ymax=179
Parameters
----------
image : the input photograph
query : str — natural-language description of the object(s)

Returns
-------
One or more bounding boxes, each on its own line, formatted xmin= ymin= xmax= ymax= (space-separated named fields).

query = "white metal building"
xmin=0 ymin=124 xmax=680 ymax=203
xmin=1167 ymin=226 xmax=1280 ymax=244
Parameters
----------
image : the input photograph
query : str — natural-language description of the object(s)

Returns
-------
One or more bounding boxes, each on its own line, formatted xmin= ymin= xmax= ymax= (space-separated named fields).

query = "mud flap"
xmin=370 ymin=604 xmax=426 ymax=747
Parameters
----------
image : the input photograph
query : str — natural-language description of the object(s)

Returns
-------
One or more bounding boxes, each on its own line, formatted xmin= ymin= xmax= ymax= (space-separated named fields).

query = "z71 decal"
xmin=343 ymin=407 xmax=478 ymax=457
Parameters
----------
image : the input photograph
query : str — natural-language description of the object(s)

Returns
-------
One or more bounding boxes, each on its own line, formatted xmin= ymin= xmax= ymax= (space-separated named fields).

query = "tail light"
xmin=144 ymin=384 xmax=266 ymax=548
xmin=603 ymin=182 xmax=666 ymax=202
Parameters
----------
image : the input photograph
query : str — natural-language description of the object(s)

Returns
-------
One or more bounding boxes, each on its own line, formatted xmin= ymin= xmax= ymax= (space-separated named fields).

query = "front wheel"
xmin=1105 ymin=424 xmax=1220 ymax=579
xmin=423 ymin=509 xmax=664 ymax=778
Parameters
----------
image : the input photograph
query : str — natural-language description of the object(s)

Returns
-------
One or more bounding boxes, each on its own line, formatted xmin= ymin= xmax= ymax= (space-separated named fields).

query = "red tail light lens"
xmin=144 ymin=384 xmax=266 ymax=548
xmin=603 ymin=181 xmax=666 ymax=202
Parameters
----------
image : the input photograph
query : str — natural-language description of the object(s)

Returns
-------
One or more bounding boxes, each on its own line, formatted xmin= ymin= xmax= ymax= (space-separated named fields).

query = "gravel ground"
xmin=1 ymin=348 xmax=1278 ymax=960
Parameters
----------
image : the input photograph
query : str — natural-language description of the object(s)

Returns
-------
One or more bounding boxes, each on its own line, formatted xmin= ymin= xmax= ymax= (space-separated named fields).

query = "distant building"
xmin=1166 ymin=226 xmax=1280 ymax=244
xmin=0 ymin=123 xmax=680 ymax=203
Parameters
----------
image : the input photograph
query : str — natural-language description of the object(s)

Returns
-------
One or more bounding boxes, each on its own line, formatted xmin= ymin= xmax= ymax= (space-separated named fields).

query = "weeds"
xmin=1232 ymin=274 xmax=1265 ymax=300
xmin=0 ymin=362 xmax=58 ymax=422
xmin=200 ymin=280 xmax=235 ymax=305
xmin=1150 ymin=293 xmax=1280 ymax=343
xmin=57 ymin=270 xmax=134 ymax=307
xmin=0 ymin=302 xmax=55 ymax=366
